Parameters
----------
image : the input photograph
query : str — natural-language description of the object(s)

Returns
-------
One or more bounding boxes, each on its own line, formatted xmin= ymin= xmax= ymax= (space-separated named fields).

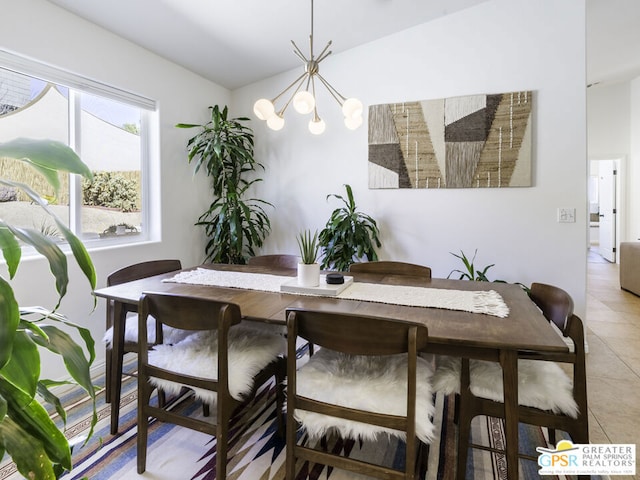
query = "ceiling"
xmin=46 ymin=0 xmax=640 ymax=90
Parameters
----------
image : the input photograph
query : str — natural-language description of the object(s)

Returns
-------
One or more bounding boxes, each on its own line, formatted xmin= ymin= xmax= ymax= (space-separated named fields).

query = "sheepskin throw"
xmin=146 ymin=325 xmax=286 ymax=404
xmin=165 ymin=268 xmax=509 ymax=317
xmin=293 ymin=349 xmax=436 ymax=443
xmin=102 ymin=314 xmax=192 ymax=348
xmin=432 ymin=356 xmax=579 ymax=418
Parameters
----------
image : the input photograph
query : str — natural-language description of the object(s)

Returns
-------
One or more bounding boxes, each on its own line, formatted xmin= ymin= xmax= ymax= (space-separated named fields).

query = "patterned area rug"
xmin=0 ymin=355 xmax=595 ymax=480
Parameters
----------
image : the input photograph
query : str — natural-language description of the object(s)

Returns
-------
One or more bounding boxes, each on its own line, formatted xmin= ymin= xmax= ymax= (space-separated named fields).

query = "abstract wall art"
xmin=368 ymin=91 xmax=533 ymax=189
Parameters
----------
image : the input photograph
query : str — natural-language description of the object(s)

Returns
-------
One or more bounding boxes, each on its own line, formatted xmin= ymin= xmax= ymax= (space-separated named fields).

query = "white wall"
xmin=0 ymin=0 xmax=228 ymax=378
xmin=587 ymin=82 xmax=630 ymax=158
xmin=233 ymin=0 xmax=588 ymax=316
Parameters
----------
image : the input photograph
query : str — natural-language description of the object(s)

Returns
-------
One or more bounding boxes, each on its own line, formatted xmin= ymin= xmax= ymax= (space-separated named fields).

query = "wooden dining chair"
xmin=248 ymin=254 xmax=300 ymax=269
xmin=136 ymin=292 xmax=286 ymax=478
xmin=285 ymin=309 xmax=435 ymax=480
xmin=349 ymin=260 xmax=432 ymax=278
xmin=434 ymin=282 xmax=589 ymax=479
xmin=103 ymin=259 xmax=184 ymax=434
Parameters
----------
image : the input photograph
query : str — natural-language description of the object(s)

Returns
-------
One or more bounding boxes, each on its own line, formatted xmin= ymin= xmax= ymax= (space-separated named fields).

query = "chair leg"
xmin=105 ymin=348 xmax=112 ymax=403
xmin=285 ymin=404 xmax=296 ymax=480
xmin=137 ymin=387 xmax=151 ymax=473
xmin=216 ymin=410 xmax=231 ymax=480
xmin=275 ymin=357 xmax=286 ymax=437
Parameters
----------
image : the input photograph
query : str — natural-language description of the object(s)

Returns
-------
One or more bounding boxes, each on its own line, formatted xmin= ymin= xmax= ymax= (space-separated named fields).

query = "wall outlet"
xmin=558 ymin=208 xmax=576 ymax=223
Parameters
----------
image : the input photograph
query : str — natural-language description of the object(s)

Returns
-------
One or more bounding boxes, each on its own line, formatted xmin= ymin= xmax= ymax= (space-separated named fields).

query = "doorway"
xmin=588 ymin=158 xmax=622 ymax=263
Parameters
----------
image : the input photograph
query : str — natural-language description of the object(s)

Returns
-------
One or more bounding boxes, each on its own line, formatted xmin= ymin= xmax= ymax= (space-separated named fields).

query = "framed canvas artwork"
xmin=368 ymin=91 xmax=533 ymax=189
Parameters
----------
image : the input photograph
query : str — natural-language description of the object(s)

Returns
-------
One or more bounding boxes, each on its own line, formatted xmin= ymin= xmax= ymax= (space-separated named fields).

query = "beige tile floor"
xmin=586 ymin=252 xmax=640 ymax=480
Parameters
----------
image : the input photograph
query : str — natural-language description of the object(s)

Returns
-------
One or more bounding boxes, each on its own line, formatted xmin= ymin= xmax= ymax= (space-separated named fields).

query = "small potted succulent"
xmin=296 ymin=229 xmax=320 ymax=287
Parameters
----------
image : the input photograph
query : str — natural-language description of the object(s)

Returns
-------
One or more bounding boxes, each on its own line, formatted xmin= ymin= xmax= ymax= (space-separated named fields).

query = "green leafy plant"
xmin=177 ymin=105 xmax=272 ymax=264
xmin=82 ymin=170 xmax=138 ymax=212
xmin=0 ymin=138 xmax=97 ymax=479
xmin=447 ymin=249 xmax=503 ymax=282
xmin=318 ymin=184 xmax=381 ymax=272
xmin=296 ymin=230 xmax=319 ymax=265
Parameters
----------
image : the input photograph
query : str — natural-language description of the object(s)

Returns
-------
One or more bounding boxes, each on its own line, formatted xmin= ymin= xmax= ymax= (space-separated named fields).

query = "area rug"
xmin=0 ymin=355 xmax=597 ymax=480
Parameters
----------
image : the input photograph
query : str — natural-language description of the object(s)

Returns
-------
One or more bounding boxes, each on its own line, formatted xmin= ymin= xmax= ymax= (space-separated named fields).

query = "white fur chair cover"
xmin=293 ymin=348 xmax=436 ymax=444
xmin=432 ymin=356 xmax=579 ymax=418
xmin=102 ymin=313 xmax=193 ymax=348
xmin=146 ymin=324 xmax=286 ymax=404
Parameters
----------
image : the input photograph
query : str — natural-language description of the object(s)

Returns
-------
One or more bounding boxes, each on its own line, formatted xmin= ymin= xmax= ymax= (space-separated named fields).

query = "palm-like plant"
xmin=447 ymin=249 xmax=503 ymax=282
xmin=0 ymin=138 xmax=97 ymax=479
xmin=177 ymin=105 xmax=271 ymax=264
xmin=318 ymin=184 xmax=381 ymax=272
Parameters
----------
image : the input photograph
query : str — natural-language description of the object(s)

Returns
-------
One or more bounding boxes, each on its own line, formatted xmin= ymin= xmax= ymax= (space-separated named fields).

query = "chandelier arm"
xmin=291 ymin=40 xmax=309 ymax=63
xmin=316 ymin=73 xmax=347 ymax=105
xmin=311 ymin=75 xmax=319 ymax=118
xmin=277 ymin=74 xmax=308 ymax=115
xmin=315 ymin=41 xmax=332 ymax=64
xmin=271 ymin=71 xmax=308 ymax=104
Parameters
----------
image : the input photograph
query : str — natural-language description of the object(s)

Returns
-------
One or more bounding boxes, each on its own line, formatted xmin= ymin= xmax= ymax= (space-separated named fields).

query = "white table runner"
xmin=164 ymin=268 xmax=509 ymax=318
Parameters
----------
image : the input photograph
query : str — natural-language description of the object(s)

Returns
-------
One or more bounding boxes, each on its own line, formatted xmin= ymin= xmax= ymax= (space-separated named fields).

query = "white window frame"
xmin=0 ymin=49 xmax=157 ymax=250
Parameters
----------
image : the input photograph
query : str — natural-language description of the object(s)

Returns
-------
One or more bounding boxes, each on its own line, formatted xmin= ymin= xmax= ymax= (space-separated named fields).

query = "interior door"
xmin=598 ymin=160 xmax=617 ymax=262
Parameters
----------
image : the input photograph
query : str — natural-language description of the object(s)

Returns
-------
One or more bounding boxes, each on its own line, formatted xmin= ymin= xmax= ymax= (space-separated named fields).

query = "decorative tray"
xmin=280 ymin=275 xmax=353 ymax=296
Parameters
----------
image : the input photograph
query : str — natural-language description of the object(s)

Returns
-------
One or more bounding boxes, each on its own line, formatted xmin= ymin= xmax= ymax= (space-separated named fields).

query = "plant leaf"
xmin=0 ymin=224 xmax=21 ymax=279
xmin=0 ymin=378 xmax=71 ymax=469
xmin=0 ymin=138 xmax=91 ymax=193
xmin=0 ymin=277 xmax=20 ymax=370
xmin=0 ymin=415 xmax=57 ymax=480
xmin=0 ymin=331 xmax=39 ymax=398
xmin=8 ymin=226 xmax=68 ymax=302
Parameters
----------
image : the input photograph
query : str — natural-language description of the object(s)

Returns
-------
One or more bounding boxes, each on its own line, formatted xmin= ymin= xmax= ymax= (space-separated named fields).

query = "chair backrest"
xmin=107 ymin=259 xmax=182 ymax=286
xmin=247 ymin=254 xmax=299 ymax=269
xmin=285 ymin=309 xmax=429 ymax=480
xmin=529 ymin=282 xmax=574 ymax=332
xmin=287 ymin=308 xmax=429 ymax=356
xmin=138 ymin=292 xmax=242 ymax=393
xmin=349 ymin=260 xmax=432 ymax=278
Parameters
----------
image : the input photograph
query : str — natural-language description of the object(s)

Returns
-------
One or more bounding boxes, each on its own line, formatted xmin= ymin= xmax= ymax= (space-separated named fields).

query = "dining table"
xmin=93 ymin=262 xmax=569 ymax=480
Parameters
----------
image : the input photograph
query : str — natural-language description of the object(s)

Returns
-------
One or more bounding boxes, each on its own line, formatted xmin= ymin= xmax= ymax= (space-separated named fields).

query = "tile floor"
xmin=586 ymin=252 xmax=640 ymax=480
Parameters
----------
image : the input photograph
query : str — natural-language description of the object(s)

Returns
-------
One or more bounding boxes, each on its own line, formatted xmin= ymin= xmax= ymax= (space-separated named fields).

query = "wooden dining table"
xmin=93 ymin=263 xmax=569 ymax=479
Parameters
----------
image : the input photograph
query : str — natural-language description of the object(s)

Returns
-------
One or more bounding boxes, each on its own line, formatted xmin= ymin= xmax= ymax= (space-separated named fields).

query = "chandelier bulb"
xmin=309 ymin=117 xmax=326 ymax=135
xmin=344 ymin=114 xmax=363 ymax=130
xmin=342 ymin=98 xmax=363 ymax=120
xmin=267 ymin=114 xmax=285 ymax=131
xmin=293 ymin=91 xmax=316 ymax=114
xmin=253 ymin=98 xmax=275 ymax=120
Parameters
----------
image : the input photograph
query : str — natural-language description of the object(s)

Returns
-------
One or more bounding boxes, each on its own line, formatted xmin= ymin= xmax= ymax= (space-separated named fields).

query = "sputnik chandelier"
xmin=253 ymin=0 xmax=363 ymax=134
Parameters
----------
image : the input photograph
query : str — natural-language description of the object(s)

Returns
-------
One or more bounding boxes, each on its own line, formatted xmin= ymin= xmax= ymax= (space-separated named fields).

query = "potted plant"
xmin=296 ymin=229 xmax=320 ymax=287
xmin=177 ymin=105 xmax=272 ymax=264
xmin=447 ymin=249 xmax=505 ymax=283
xmin=0 ymin=138 xmax=97 ymax=479
xmin=318 ymin=184 xmax=382 ymax=272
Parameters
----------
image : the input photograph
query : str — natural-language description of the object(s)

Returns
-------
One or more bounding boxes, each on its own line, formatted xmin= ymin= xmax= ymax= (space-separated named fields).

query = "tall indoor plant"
xmin=177 ymin=105 xmax=271 ymax=264
xmin=318 ymin=184 xmax=381 ymax=272
xmin=0 ymin=138 xmax=97 ymax=479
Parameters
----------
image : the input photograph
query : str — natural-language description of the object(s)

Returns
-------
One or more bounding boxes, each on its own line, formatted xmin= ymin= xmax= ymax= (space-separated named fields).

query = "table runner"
xmin=164 ymin=268 xmax=509 ymax=318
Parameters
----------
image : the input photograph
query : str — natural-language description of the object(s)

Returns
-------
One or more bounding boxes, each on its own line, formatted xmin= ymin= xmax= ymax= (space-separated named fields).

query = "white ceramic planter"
xmin=297 ymin=262 xmax=320 ymax=287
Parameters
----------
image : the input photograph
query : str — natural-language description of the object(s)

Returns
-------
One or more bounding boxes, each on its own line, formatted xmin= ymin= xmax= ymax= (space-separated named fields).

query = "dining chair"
xmin=136 ymin=292 xmax=286 ymax=477
xmin=247 ymin=254 xmax=300 ymax=269
xmin=103 ymin=259 xmax=185 ymax=433
xmin=433 ymin=282 xmax=588 ymax=479
xmin=349 ymin=260 xmax=432 ymax=278
xmin=285 ymin=308 xmax=435 ymax=480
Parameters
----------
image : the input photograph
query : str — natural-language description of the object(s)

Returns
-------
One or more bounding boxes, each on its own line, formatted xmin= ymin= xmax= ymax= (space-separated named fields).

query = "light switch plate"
xmin=558 ymin=208 xmax=576 ymax=223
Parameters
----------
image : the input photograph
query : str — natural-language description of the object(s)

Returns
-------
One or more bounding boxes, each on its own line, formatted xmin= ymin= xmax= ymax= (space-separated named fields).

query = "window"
xmin=0 ymin=50 xmax=156 ymax=248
